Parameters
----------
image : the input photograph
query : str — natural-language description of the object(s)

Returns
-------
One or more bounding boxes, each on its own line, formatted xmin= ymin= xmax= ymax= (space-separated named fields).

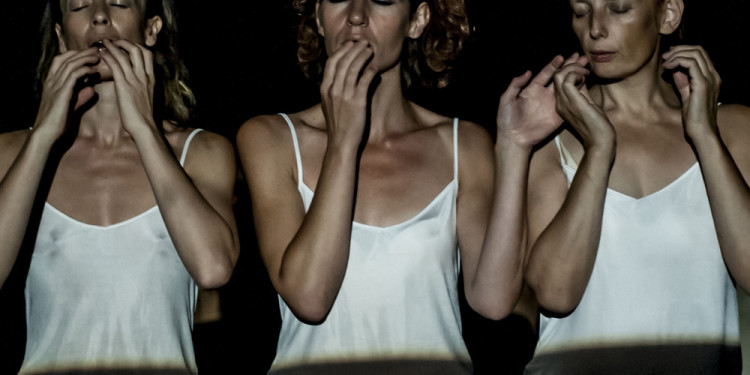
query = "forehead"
xmin=59 ymin=0 xmax=147 ymax=9
xmin=569 ymin=0 xmax=656 ymax=5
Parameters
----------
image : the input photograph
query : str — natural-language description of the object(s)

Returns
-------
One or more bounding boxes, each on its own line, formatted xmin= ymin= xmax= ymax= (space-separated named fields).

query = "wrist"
xmin=685 ymin=120 xmax=719 ymax=144
xmin=495 ymin=135 xmax=532 ymax=159
xmin=689 ymin=129 xmax=723 ymax=157
xmin=27 ymin=127 xmax=58 ymax=152
xmin=495 ymin=131 xmax=534 ymax=155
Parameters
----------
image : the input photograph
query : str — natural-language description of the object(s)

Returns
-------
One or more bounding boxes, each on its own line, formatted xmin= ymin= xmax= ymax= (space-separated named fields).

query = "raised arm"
xmin=663 ymin=45 xmax=750 ymax=292
xmin=237 ymin=41 xmax=378 ymax=324
xmin=524 ymin=60 xmax=616 ymax=315
xmin=100 ymin=40 xmax=239 ymax=289
xmin=0 ymin=48 xmax=100 ymax=288
xmin=459 ymin=55 xmax=587 ymax=319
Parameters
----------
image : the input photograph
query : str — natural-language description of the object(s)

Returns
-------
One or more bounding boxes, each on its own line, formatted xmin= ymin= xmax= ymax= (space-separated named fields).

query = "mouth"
xmin=90 ymin=40 xmax=108 ymax=52
xmin=590 ymin=51 xmax=616 ymax=63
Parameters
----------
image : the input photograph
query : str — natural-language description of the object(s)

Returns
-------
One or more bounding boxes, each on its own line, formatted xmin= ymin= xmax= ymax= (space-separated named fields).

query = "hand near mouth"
xmin=98 ymin=39 xmax=158 ymax=138
xmin=320 ymin=40 xmax=378 ymax=150
xmin=496 ymin=53 xmax=588 ymax=151
xmin=31 ymin=48 xmax=100 ymax=145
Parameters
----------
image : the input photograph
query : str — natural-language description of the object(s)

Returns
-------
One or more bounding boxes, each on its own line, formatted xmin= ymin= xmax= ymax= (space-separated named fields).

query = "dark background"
xmin=1 ymin=1 xmax=749 ymax=374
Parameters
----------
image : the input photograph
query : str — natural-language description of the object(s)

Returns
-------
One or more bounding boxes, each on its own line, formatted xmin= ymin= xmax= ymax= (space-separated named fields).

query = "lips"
xmin=90 ymin=40 xmax=107 ymax=53
xmin=590 ymin=51 xmax=615 ymax=63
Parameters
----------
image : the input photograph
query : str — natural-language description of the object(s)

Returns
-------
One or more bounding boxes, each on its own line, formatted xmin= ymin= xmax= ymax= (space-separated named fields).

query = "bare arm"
xmin=101 ymin=40 xmax=239 ymax=289
xmin=238 ymin=41 xmax=378 ymax=323
xmin=460 ymin=55 xmax=601 ymax=319
xmin=0 ymin=49 xmax=101 ymax=288
xmin=524 ymin=61 xmax=616 ymax=315
xmin=663 ymin=46 xmax=750 ymax=291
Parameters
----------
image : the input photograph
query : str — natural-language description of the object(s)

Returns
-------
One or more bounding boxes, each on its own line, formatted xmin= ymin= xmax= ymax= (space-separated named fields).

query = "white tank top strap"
xmin=179 ymin=128 xmax=203 ymax=167
xmin=453 ymin=118 xmax=459 ymax=183
xmin=553 ymin=135 xmax=578 ymax=170
xmin=279 ymin=113 xmax=304 ymax=188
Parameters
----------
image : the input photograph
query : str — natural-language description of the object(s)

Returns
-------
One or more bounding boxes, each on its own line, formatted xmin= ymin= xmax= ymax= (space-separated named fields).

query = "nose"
xmin=589 ymin=10 xmax=608 ymax=39
xmin=91 ymin=1 xmax=111 ymax=26
xmin=347 ymin=0 xmax=369 ymax=27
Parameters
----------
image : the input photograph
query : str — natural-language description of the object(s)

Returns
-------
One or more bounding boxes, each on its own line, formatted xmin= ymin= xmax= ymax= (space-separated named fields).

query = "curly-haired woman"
xmin=237 ymin=0 xmax=574 ymax=373
xmin=0 ymin=1 xmax=239 ymax=373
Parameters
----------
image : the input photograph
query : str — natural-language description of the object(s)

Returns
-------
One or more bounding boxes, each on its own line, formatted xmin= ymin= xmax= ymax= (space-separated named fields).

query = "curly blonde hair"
xmin=36 ymin=0 xmax=196 ymax=125
xmin=293 ymin=0 xmax=470 ymax=88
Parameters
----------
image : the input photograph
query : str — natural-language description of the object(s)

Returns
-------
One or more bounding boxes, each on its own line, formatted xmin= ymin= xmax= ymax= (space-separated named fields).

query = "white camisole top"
xmin=269 ymin=114 xmax=472 ymax=374
xmin=524 ymin=136 xmax=740 ymax=374
xmin=19 ymin=129 xmax=203 ymax=375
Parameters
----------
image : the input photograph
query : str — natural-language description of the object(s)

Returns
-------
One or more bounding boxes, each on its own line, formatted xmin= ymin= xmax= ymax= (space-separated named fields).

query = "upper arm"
xmin=718 ymin=104 xmax=750 ymax=184
xmin=182 ymin=130 xmax=240 ymax=261
xmin=236 ymin=116 xmax=306 ymax=286
xmin=455 ymin=121 xmax=494 ymax=279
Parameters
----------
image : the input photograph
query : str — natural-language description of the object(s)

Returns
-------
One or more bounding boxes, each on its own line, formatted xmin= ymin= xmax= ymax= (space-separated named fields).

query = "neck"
xmin=364 ymin=62 xmax=418 ymax=143
xmin=595 ymin=48 xmax=681 ymax=122
xmin=77 ymin=81 xmax=131 ymax=146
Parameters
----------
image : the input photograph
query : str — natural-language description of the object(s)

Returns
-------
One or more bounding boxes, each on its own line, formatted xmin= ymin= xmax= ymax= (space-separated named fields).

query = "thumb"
xmin=672 ymin=71 xmax=691 ymax=103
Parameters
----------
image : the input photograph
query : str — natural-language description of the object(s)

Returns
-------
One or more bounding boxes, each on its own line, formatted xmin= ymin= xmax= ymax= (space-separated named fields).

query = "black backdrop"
xmin=1 ymin=1 xmax=749 ymax=374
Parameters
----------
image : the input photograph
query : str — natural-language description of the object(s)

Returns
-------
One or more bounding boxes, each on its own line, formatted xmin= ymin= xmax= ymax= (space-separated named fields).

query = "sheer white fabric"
xmin=270 ymin=114 xmax=471 ymax=373
xmin=20 ymin=129 xmax=203 ymax=374
xmin=525 ymin=136 xmax=739 ymax=373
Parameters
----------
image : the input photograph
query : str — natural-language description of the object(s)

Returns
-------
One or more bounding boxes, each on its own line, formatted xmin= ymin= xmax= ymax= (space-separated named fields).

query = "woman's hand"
xmin=497 ymin=54 xmax=588 ymax=151
xmin=100 ymin=39 xmax=158 ymax=137
xmin=553 ymin=59 xmax=615 ymax=153
xmin=319 ymin=41 xmax=378 ymax=150
xmin=33 ymin=48 xmax=100 ymax=145
xmin=662 ymin=45 xmax=721 ymax=140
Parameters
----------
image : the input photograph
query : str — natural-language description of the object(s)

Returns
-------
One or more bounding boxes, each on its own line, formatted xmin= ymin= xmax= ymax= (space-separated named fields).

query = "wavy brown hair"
xmin=293 ymin=0 xmax=470 ymax=88
xmin=36 ymin=0 xmax=196 ymax=125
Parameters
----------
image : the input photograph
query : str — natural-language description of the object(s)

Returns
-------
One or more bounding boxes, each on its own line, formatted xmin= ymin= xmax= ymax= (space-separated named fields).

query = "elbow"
xmin=193 ymin=259 xmax=235 ymax=289
xmin=464 ymin=290 xmax=517 ymax=321
xmin=287 ymin=295 xmax=334 ymax=325
xmin=472 ymin=303 xmax=514 ymax=321
xmin=530 ymin=283 xmax=582 ymax=316
xmin=278 ymin=283 xmax=335 ymax=325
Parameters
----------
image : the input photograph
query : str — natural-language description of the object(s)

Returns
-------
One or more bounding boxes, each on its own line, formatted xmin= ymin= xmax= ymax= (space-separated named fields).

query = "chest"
xmin=46 ymin=144 xmax=156 ymax=227
xmin=300 ymin=131 xmax=455 ymax=227
xmin=561 ymin=123 xmax=697 ymax=199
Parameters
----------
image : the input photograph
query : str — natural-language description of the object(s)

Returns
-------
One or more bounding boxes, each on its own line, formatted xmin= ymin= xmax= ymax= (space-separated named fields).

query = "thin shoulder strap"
xmin=180 ymin=128 xmax=203 ymax=167
xmin=453 ymin=118 xmax=459 ymax=183
xmin=279 ymin=113 xmax=304 ymax=187
xmin=553 ymin=135 xmax=578 ymax=170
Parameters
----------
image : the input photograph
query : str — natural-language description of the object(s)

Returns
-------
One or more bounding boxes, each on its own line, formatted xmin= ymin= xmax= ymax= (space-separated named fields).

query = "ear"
xmin=659 ymin=0 xmax=683 ymax=35
xmin=408 ymin=2 xmax=430 ymax=39
xmin=144 ymin=16 xmax=163 ymax=47
xmin=55 ymin=23 xmax=68 ymax=53
xmin=315 ymin=1 xmax=325 ymax=37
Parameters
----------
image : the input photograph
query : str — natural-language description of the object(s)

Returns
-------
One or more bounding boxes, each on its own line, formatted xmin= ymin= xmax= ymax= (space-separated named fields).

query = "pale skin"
xmin=521 ymin=0 xmax=750 ymax=317
xmin=238 ymin=0 xmax=565 ymax=323
xmin=0 ymin=0 xmax=239 ymax=290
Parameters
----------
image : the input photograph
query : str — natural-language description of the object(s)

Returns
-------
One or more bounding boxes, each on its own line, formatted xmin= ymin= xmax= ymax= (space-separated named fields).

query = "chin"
xmin=92 ymin=63 xmax=114 ymax=81
xmin=589 ymin=63 xmax=634 ymax=81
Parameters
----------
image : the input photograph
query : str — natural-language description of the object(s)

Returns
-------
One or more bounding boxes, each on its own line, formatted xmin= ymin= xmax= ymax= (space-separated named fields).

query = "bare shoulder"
xmin=0 ymin=129 xmax=32 ymax=177
xmin=237 ymin=106 xmax=323 ymax=154
xmin=717 ymin=104 xmax=750 ymax=166
xmin=237 ymin=113 xmax=292 ymax=151
xmin=718 ymin=104 xmax=750 ymax=142
xmin=457 ymin=119 xmax=492 ymax=150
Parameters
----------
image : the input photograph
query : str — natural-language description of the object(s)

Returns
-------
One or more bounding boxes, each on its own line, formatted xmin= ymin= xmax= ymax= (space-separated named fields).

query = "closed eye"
xmin=609 ymin=5 xmax=631 ymax=14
